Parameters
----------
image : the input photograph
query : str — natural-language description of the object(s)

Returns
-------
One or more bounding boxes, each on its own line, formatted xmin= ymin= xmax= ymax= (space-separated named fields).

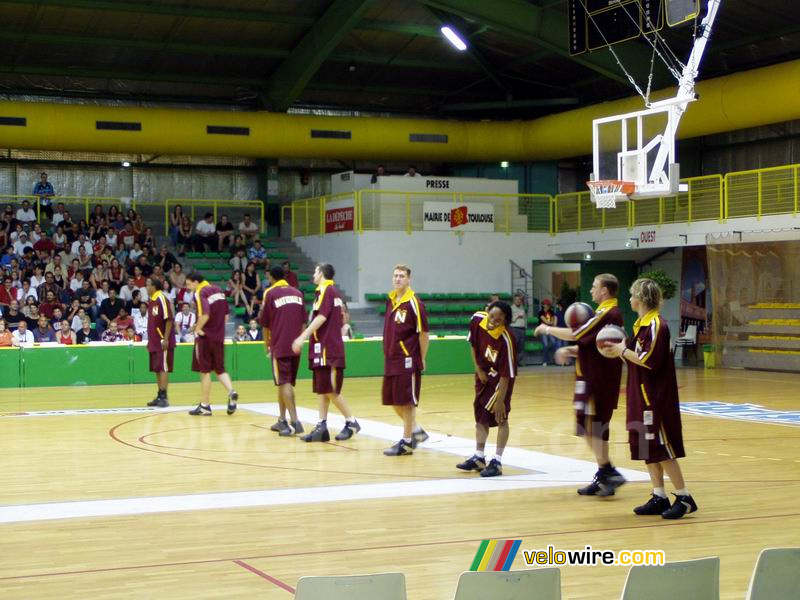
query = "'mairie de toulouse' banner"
xmin=422 ymin=201 xmax=495 ymax=232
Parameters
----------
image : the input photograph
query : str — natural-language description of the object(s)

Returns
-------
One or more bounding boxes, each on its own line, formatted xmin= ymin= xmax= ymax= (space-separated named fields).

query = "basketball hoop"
xmin=587 ymin=180 xmax=636 ymax=209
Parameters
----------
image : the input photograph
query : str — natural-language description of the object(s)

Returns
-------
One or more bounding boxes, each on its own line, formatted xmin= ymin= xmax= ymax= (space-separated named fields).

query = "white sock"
xmin=412 ymin=425 xmax=424 ymax=433
xmin=674 ymin=488 xmax=689 ymax=496
xmin=493 ymin=455 xmax=503 ymax=464
xmin=403 ymin=437 xmax=412 ymax=444
xmin=654 ymin=487 xmax=667 ymax=498
xmin=346 ymin=416 xmax=356 ymax=423
xmin=475 ymin=450 xmax=485 ymax=459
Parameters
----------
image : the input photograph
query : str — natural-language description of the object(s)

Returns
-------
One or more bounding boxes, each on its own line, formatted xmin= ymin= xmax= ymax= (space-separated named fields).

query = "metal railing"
xmin=725 ymin=164 xmax=799 ymax=221
xmin=162 ymin=198 xmax=264 ymax=236
xmin=0 ymin=194 xmax=136 ymax=223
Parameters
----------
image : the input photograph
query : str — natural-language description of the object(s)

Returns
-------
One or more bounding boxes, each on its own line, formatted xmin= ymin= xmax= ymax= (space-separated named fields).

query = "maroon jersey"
xmin=259 ymin=280 xmax=305 ymax=358
xmin=383 ymin=288 xmax=428 ymax=376
xmin=308 ymin=280 xmax=345 ymax=369
xmin=194 ymin=281 xmax=228 ymax=343
xmin=467 ymin=311 xmax=517 ymax=396
xmin=625 ymin=310 xmax=682 ymax=438
xmin=146 ymin=291 xmax=176 ymax=352
xmin=573 ymin=299 xmax=624 ymax=405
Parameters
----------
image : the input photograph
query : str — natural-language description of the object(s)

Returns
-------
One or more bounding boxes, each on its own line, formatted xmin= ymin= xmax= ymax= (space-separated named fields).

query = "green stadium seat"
xmin=433 ymin=293 xmax=448 ymax=300
xmin=233 ymin=306 xmax=247 ymax=317
xmin=365 ymin=293 xmax=385 ymax=302
xmin=203 ymin=252 xmax=223 ymax=259
xmin=443 ymin=317 xmax=462 ymax=326
xmin=300 ymin=284 xmax=316 ymax=293
xmin=455 ymin=330 xmax=469 ymax=337
xmin=185 ymin=252 xmax=203 ymax=259
xmin=298 ymin=273 xmax=311 ymax=282
xmin=428 ymin=317 xmax=444 ymax=326
xmin=427 ymin=304 xmax=446 ymax=313
xmin=417 ymin=293 xmax=433 ymax=301
xmin=445 ymin=293 xmax=461 ymax=300
xmin=498 ymin=293 xmax=512 ymax=301
xmin=353 ymin=332 xmax=365 ymax=340
xmin=525 ymin=341 xmax=543 ymax=353
xmin=376 ymin=305 xmax=387 ymax=315
xmin=446 ymin=304 xmax=463 ymax=313
xmin=527 ymin=316 xmax=539 ymax=326
xmin=206 ymin=273 xmax=227 ymax=282
xmin=303 ymin=292 xmax=314 ymax=301
xmin=212 ymin=262 xmax=230 ymax=270
xmin=268 ymin=252 xmax=289 ymax=260
xmin=193 ymin=262 xmax=213 ymax=270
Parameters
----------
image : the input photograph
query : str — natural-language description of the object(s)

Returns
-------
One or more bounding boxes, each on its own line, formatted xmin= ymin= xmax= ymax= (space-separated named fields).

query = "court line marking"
xmin=233 ymin=560 xmax=295 ymax=594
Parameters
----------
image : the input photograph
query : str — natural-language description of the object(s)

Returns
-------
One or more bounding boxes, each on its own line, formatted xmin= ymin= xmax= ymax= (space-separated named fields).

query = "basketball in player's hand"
xmin=564 ymin=302 xmax=594 ymax=331
xmin=596 ymin=325 xmax=627 ymax=358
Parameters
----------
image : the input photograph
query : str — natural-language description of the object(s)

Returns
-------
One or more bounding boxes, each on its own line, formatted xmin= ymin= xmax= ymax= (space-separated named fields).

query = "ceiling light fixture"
xmin=440 ymin=26 xmax=468 ymax=51
xmin=121 ymin=161 xmax=131 ymax=168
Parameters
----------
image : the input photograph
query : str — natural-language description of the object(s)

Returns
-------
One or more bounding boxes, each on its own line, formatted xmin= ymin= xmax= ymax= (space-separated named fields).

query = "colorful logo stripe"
xmin=469 ymin=539 xmax=522 ymax=571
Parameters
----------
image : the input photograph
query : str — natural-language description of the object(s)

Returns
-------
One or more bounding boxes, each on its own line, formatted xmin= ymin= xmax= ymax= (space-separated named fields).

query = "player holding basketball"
xmin=145 ymin=276 xmax=175 ymax=408
xmin=456 ymin=301 xmax=516 ymax=477
xmin=186 ymin=272 xmax=239 ymax=416
xmin=382 ymin=264 xmax=429 ymax=456
xmin=534 ymin=274 xmax=626 ymax=496
xmin=605 ymin=278 xmax=697 ymax=519
xmin=260 ymin=265 xmax=305 ymax=437
xmin=291 ymin=263 xmax=360 ymax=442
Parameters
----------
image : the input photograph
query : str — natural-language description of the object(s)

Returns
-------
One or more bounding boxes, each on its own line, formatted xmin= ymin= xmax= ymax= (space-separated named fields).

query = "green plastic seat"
xmin=524 ymin=341 xmax=543 ymax=353
xmin=417 ymin=293 xmax=433 ymax=301
xmin=193 ymin=262 xmax=213 ymax=270
xmin=365 ymin=293 xmax=385 ymax=302
xmin=233 ymin=306 xmax=247 ymax=317
xmin=212 ymin=262 xmax=230 ymax=270
xmin=376 ymin=305 xmax=387 ymax=315
xmin=443 ymin=317 xmax=462 ymax=326
xmin=427 ymin=304 xmax=446 ymax=313
xmin=202 ymin=252 xmax=222 ymax=259
xmin=300 ymin=284 xmax=316 ymax=293
xmin=427 ymin=317 xmax=444 ymax=326
xmin=298 ymin=273 xmax=311 ymax=282
xmin=268 ymin=252 xmax=288 ymax=260
xmin=303 ymin=292 xmax=315 ymax=301
xmin=185 ymin=252 xmax=203 ymax=259
xmin=747 ymin=548 xmax=800 ymax=600
xmin=622 ymin=557 xmax=719 ymax=600
xmin=433 ymin=293 xmax=448 ymax=300
xmin=527 ymin=315 xmax=540 ymax=326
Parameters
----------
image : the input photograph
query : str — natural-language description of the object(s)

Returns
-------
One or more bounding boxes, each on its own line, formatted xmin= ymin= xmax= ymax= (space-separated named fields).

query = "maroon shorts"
xmin=573 ymin=379 xmax=618 ymax=441
xmin=382 ymin=371 xmax=422 ymax=406
xmin=312 ymin=366 xmax=344 ymax=395
xmin=272 ymin=356 xmax=300 ymax=386
xmin=149 ymin=349 xmax=174 ymax=373
xmin=473 ymin=378 xmax=512 ymax=428
xmin=628 ymin=421 xmax=686 ymax=464
xmin=191 ymin=338 xmax=226 ymax=374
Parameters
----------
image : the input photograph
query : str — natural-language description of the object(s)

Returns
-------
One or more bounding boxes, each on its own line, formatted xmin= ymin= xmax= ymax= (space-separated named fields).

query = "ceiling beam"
xmin=0 ymin=0 xmax=441 ymax=37
xmin=261 ymin=0 xmax=377 ymax=111
xmin=419 ymin=0 xmax=655 ymax=86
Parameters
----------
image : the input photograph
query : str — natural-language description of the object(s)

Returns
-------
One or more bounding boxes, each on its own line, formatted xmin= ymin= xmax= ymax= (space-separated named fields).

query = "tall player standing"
xmin=145 ymin=276 xmax=175 ymax=408
xmin=382 ymin=264 xmax=429 ymax=456
xmin=186 ymin=272 xmax=239 ymax=416
xmin=292 ymin=263 xmax=360 ymax=442
xmin=534 ymin=274 xmax=626 ymax=496
xmin=260 ymin=265 xmax=305 ymax=437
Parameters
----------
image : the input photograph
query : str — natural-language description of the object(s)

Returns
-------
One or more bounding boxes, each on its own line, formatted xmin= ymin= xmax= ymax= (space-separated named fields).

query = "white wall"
xmin=293 ymin=231 xmax=360 ymax=302
xmin=532 ymin=262 xmax=581 ymax=300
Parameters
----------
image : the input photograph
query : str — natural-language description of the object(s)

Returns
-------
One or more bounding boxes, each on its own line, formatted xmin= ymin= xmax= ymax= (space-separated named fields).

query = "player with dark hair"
xmin=292 ymin=263 xmax=360 ymax=442
xmin=534 ymin=273 xmax=626 ymax=496
xmin=260 ymin=265 xmax=305 ymax=436
xmin=382 ymin=264 xmax=430 ymax=456
xmin=145 ymin=276 xmax=175 ymax=408
xmin=606 ymin=278 xmax=697 ymax=519
xmin=185 ymin=272 xmax=239 ymax=416
xmin=457 ymin=301 xmax=516 ymax=477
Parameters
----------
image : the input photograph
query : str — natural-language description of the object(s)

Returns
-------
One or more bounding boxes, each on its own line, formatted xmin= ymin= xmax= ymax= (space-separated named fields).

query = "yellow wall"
xmin=1 ymin=59 xmax=798 ymax=162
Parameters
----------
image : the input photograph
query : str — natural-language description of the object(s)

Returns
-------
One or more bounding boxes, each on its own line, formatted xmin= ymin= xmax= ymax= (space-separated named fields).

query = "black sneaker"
xmin=301 ymin=422 xmax=330 ymax=442
xmin=577 ymin=472 xmax=605 ymax=496
xmin=384 ymin=439 xmax=413 ymax=456
xmin=480 ymin=459 xmax=503 ymax=477
xmin=633 ymin=494 xmax=672 ymax=515
xmin=292 ymin=420 xmax=304 ymax=434
xmin=189 ymin=404 xmax=212 ymax=416
xmin=661 ymin=494 xmax=698 ymax=520
xmin=456 ymin=455 xmax=487 ymax=472
xmin=147 ymin=397 xmax=169 ymax=408
xmin=411 ymin=428 xmax=429 ymax=448
xmin=335 ymin=420 xmax=361 ymax=441
xmin=226 ymin=391 xmax=238 ymax=415
xmin=597 ymin=467 xmax=627 ymax=497
xmin=270 ymin=418 xmax=288 ymax=432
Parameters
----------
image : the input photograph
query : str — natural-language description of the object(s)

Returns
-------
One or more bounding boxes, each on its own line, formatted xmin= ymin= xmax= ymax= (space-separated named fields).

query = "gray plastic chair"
xmin=453 ymin=569 xmax=561 ymax=600
xmin=294 ymin=572 xmax=406 ymax=600
xmin=621 ymin=557 xmax=719 ymax=600
xmin=746 ymin=548 xmax=800 ymax=600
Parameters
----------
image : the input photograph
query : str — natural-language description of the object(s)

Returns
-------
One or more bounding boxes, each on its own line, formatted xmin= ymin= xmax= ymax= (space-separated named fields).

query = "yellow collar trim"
xmin=149 ymin=290 xmax=163 ymax=302
xmin=266 ymin=279 xmax=288 ymax=292
xmin=634 ymin=309 xmax=660 ymax=332
xmin=596 ymin=298 xmax=618 ymax=312
xmin=195 ymin=280 xmax=210 ymax=294
xmin=316 ymin=279 xmax=334 ymax=292
xmin=388 ymin=287 xmax=415 ymax=310
xmin=479 ymin=313 xmax=506 ymax=339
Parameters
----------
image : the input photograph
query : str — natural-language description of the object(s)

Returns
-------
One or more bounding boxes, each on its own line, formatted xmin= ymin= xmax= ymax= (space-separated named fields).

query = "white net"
xmin=588 ymin=181 xmax=633 ymax=209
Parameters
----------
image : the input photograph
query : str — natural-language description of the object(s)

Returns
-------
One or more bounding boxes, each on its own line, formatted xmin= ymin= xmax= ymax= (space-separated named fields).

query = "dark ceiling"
xmin=0 ymin=0 xmax=798 ymax=120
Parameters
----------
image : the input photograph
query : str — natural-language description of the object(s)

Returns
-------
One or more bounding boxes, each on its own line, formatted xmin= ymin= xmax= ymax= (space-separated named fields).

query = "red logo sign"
xmin=325 ymin=207 xmax=354 ymax=233
xmin=450 ymin=206 xmax=468 ymax=228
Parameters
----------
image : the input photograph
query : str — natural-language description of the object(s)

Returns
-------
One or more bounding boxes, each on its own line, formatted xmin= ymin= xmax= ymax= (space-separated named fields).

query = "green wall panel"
xmin=21 ymin=345 xmax=132 ymax=387
xmin=0 ymin=348 xmax=21 ymax=388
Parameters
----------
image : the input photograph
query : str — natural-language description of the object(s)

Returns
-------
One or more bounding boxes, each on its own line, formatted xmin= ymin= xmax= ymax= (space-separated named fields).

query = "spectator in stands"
xmin=229 ymin=245 xmax=247 ymax=272
xmin=105 ymin=227 xmax=117 ymax=250
xmin=0 ymin=247 xmax=14 ymax=271
xmin=0 ymin=216 xmax=8 ymax=249
xmin=22 ymin=300 xmax=39 ymax=327
xmin=127 ymin=290 xmax=143 ymax=314
xmin=485 ymin=294 xmax=500 ymax=310
xmin=119 ymin=222 xmax=137 ymax=254
xmin=33 ymin=230 xmax=55 ymax=256
xmin=4 ymin=300 xmax=24 ymax=330
xmin=404 ymin=165 xmax=422 ymax=177
xmin=242 ymin=262 xmax=260 ymax=318
xmin=101 ymin=321 xmax=123 ymax=343
xmin=226 ymin=270 xmax=245 ymax=308
xmin=12 ymin=319 xmax=34 ymax=346
xmin=238 ymin=214 xmax=259 ymax=243
xmin=107 ymin=205 xmax=119 ymax=224
xmin=0 ymin=276 xmax=14 ymax=309
xmin=168 ymin=262 xmax=186 ymax=290
xmin=141 ymin=226 xmax=156 ymax=250
xmin=66 ymin=298 xmax=81 ymax=324
xmin=51 ymin=203 xmax=66 ymax=227
xmin=51 ymin=267 xmax=67 ymax=296
xmin=90 ymin=260 xmax=108 ymax=290
xmin=129 ymin=241 xmax=143 ymax=264
xmin=193 ymin=212 xmax=217 ymax=252
xmin=16 ymin=200 xmax=37 ymax=227
xmin=122 ymin=325 xmax=140 ymax=342
xmin=169 ymin=204 xmax=184 ymax=247
xmin=16 ymin=279 xmax=37 ymax=304
xmin=162 ymin=278 xmax=177 ymax=305
xmin=134 ymin=301 xmax=148 ymax=341
xmin=232 ymin=324 xmax=248 ymax=342
xmin=71 ymin=233 xmax=92 ymax=256
xmin=135 ymin=254 xmax=153 ymax=278
xmin=247 ymin=239 xmax=267 ymax=267
xmin=176 ymin=215 xmax=192 ymax=256
xmin=370 ymin=164 xmax=386 ymax=184
xmin=70 ymin=269 xmax=87 ymax=294
xmin=88 ymin=204 xmax=104 ymax=227
xmin=76 ymin=246 xmax=93 ymax=274
xmin=39 ymin=290 xmax=62 ymax=320
xmin=0 ymin=319 xmax=12 ymax=347
xmin=114 ymin=307 xmax=133 ymax=332
xmin=107 ymin=258 xmax=123 ymax=289
xmin=51 ymin=305 xmax=65 ymax=327
xmin=76 ymin=316 xmax=97 ymax=344
xmin=537 ymin=299 xmax=557 ymax=366
xmin=28 ymin=223 xmax=43 ymax=244
xmin=71 ymin=307 xmax=87 ymax=332
xmin=281 ymin=260 xmax=299 ymax=289
xmin=246 ymin=318 xmax=262 ymax=341
xmin=215 ymin=214 xmax=234 ymax=251
xmin=156 ymin=245 xmax=177 ymax=274
xmin=112 ymin=212 xmax=126 ymax=232
xmin=175 ymin=302 xmax=196 ymax=342
xmin=51 ymin=225 xmax=67 ymax=252
xmin=13 ymin=232 xmax=32 ymax=256
xmin=98 ymin=288 xmax=123 ymax=334
xmin=120 ymin=276 xmax=137 ymax=302
xmin=34 ymin=316 xmax=57 ymax=342
xmin=341 ymin=302 xmax=354 ymax=340
xmin=57 ymin=319 xmax=76 ymax=345
xmin=510 ymin=294 xmax=527 ymax=366
xmin=32 ymin=173 xmax=55 ymax=221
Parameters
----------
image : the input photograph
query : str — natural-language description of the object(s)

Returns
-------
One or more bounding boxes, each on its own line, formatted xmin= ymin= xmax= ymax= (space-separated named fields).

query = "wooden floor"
xmin=1 ymin=367 xmax=799 ymax=599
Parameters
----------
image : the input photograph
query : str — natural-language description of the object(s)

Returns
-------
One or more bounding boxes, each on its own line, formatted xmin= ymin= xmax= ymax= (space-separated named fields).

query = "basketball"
xmin=564 ymin=302 xmax=595 ymax=331
xmin=596 ymin=325 xmax=627 ymax=358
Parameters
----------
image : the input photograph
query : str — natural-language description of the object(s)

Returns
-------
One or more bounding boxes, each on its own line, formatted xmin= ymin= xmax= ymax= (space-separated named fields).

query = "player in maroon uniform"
xmin=457 ymin=301 xmax=516 ymax=477
xmin=382 ymin=264 xmax=430 ymax=456
xmin=291 ymin=263 xmax=360 ymax=442
xmin=260 ymin=265 xmax=306 ymax=437
xmin=145 ymin=276 xmax=175 ymax=408
xmin=605 ymin=278 xmax=697 ymax=519
xmin=534 ymin=274 xmax=626 ymax=496
xmin=185 ymin=272 xmax=239 ymax=416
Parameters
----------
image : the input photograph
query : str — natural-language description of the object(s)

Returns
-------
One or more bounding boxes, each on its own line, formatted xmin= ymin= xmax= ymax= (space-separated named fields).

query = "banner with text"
xmin=422 ymin=201 xmax=495 ymax=232
xmin=325 ymin=198 xmax=355 ymax=233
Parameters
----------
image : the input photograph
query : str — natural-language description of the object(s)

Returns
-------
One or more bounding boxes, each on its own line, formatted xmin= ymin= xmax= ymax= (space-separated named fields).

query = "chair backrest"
xmin=684 ymin=324 xmax=697 ymax=341
xmin=621 ymin=557 xmax=719 ymax=600
xmin=746 ymin=547 xmax=800 ymax=600
xmin=294 ymin=572 xmax=406 ymax=600
xmin=453 ymin=569 xmax=561 ymax=600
